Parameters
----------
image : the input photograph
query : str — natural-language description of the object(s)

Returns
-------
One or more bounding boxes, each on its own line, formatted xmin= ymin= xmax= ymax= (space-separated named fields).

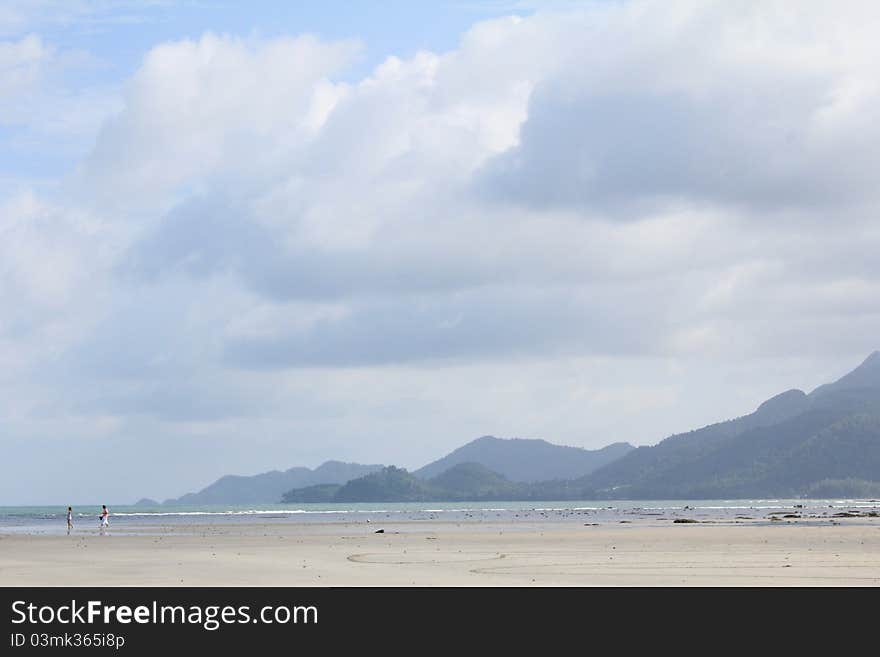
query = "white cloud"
xmin=479 ymin=1 xmax=880 ymax=213
xmin=81 ymin=33 xmax=361 ymax=211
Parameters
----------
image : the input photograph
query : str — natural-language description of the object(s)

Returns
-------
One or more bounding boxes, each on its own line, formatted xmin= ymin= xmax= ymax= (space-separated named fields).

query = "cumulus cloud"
xmin=88 ymin=5 xmax=880 ymax=372
xmin=0 ymin=191 xmax=115 ymax=360
xmin=478 ymin=1 xmax=880 ymax=214
xmin=81 ymin=33 xmax=361 ymax=210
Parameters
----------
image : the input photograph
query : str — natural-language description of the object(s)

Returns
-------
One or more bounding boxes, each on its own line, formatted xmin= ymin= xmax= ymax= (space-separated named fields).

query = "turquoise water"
xmin=2 ymin=498 xmax=878 ymax=535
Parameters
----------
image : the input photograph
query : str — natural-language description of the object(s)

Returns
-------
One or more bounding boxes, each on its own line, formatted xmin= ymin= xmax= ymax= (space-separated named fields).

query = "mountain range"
xmin=282 ymin=463 xmax=530 ymax=503
xmin=152 ymin=352 xmax=880 ymax=503
xmin=413 ymin=436 xmax=633 ymax=482
xmin=157 ymin=436 xmax=633 ymax=505
xmin=161 ymin=461 xmax=383 ymax=505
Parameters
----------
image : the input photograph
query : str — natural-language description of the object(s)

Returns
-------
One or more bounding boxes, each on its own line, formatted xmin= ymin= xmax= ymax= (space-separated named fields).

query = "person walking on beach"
xmin=67 ymin=507 xmax=73 ymax=534
xmin=99 ymin=505 xmax=110 ymax=533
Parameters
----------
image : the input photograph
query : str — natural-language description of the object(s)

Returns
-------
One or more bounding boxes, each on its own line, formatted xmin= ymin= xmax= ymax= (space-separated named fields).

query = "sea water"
xmin=1 ymin=499 xmax=877 ymax=535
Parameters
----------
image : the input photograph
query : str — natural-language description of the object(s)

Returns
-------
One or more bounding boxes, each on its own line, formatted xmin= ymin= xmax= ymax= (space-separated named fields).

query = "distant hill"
xmin=281 ymin=483 xmax=342 ymax=503
xmin=283 ymin=463 xmax=530 ymax=503
xmin=163 ymin=461 xmax=383 ymax=505
xmin=428 ymin=462 xmax=524 ymax=498
xmin=576 ymin=351 xmax=880 ymax=498
xmin=333 ymin=466 xmax=432 ymax=502
xmin=413 ymin=436 xmax=634 ymax=482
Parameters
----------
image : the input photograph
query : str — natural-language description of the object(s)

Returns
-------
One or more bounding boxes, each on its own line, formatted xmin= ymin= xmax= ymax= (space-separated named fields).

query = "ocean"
xmin=2 ymin=499 xmax=878 ymax=535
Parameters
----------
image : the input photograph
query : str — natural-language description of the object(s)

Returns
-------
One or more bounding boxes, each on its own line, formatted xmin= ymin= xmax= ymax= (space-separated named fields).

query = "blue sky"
xmin=1 ymin=1 xmax=879 ymax=504
xmin=26 ymin=1 xmax=534 ymax=74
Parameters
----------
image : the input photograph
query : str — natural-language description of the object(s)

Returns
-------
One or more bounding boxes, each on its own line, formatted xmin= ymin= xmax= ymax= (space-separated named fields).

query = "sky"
xmin=1 ymin=0 xmax=879 ymax=504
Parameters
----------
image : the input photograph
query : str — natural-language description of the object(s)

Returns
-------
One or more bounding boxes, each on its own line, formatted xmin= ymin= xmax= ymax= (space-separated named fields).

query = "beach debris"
xmin=673 ymin=518 xmax=699 ymax=523
xmin=374 ymin=529 xmax=385 ymax=533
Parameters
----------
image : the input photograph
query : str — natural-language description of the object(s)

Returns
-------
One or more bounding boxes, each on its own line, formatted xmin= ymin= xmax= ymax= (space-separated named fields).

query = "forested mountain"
xmin=577 ymin=352 xmax=880 ymax=498
xmin=283 ymin=463 xmax=530 ymax=503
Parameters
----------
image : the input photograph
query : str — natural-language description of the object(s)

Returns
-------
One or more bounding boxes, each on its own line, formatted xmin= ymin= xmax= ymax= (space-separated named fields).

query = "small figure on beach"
xmin=67 ymin=507 xmax=73 ymax=534
xmin=99 ymin=505 xmax=110 ymax=533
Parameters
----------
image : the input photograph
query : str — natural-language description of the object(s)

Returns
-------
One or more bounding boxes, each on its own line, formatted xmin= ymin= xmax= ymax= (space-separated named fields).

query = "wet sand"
xmin=2 ymin=520 xmax=879 ymax=586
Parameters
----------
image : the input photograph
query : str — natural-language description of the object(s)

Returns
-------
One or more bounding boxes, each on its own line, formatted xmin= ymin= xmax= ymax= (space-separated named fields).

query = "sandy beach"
xmin=2 ymin=520 xmax=879 ymax=586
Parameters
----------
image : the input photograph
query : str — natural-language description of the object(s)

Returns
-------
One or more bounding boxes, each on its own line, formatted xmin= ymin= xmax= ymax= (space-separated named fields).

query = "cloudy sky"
xmin=2 ymin=0 xmax=878 ymax=504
